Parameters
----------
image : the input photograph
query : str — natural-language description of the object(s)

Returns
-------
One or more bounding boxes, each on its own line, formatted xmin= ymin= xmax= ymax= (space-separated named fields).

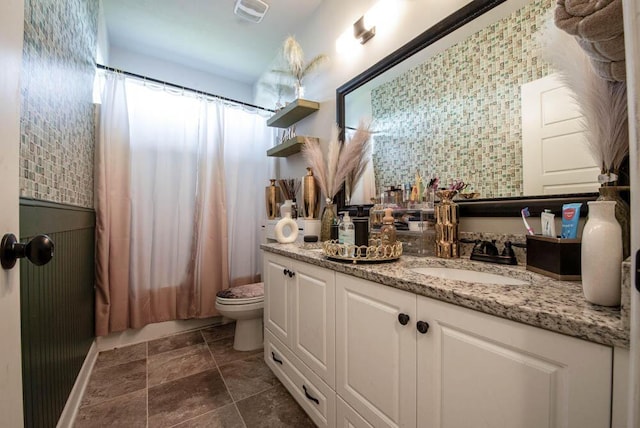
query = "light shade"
xmin=353 ymin=15 xmax=376 ymax=44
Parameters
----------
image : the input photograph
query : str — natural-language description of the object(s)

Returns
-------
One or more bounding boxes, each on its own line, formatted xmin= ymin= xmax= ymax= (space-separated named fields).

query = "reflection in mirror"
xmin=344 ymin=0 xmax=601 ymax=206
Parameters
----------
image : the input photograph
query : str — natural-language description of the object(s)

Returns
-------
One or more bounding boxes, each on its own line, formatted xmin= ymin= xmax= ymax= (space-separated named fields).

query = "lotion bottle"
xmin=338 ymin=212 xmax=355 ymax=245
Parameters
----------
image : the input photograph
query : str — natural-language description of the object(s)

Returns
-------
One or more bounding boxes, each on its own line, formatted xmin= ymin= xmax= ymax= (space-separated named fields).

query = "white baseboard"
xmin=56 ymin=340 xmax=98 ymax=428
xmin=96 ymin=316 xmax=222 ymax=352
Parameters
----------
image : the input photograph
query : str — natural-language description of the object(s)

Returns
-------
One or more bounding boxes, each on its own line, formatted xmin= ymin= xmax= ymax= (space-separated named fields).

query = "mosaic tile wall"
xmin=20 ymin=0 xmax=98 ymax=208
xmin=372 ymin=0 xmax=554 ymax=198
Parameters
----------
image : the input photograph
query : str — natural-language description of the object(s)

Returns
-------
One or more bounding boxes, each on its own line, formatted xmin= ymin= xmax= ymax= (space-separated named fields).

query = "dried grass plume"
xmin=302 ymin=122 xmax=372 ymax=202
xmin=541 ymin=16 xmax=628 ymax=181
xmin=273 ymin=36 xmax=328 ymax=89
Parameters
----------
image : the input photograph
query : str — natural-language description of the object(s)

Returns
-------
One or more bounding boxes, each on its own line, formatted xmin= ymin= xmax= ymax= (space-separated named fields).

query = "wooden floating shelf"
xmin=267 ymin=136 xmax=318 ymax=157
xmin=267 ymin=99 xmax=320 ymax=128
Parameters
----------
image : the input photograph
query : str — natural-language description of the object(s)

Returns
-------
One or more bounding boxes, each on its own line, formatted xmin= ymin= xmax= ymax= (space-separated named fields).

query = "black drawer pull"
xmin=271 ymin=352 xmax=283 ymax=365
xmin=303 ymin=384 xmax=319 ymax=405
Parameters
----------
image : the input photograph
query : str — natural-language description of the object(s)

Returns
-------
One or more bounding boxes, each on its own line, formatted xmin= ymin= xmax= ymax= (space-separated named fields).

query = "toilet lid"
xmin=216 ymin=295 xmax=264 ymax=305
xmin=216 ymin=282 xmax=264 ymax=305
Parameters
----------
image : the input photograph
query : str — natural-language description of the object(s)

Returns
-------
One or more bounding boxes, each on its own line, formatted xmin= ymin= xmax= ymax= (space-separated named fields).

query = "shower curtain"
xmin=95 ymin=73 xmax=272 ymax=335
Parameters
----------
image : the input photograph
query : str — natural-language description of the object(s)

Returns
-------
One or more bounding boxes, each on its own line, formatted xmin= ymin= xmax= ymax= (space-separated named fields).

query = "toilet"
xmin=215 ymin=282 xmax=264 ymax=351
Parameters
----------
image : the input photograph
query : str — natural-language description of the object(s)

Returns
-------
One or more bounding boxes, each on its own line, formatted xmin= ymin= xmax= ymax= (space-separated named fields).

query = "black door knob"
xmin=417 ymin=320 xmax=430 ymax=334
xmin=1 ymin=233 xmax=55 ymax=269
xmin=398 ymin=313 xmax=410 ymax=326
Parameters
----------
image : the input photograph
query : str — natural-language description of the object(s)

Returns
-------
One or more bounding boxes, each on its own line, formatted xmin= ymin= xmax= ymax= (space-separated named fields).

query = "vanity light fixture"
xmin=353 ymin=15 xmax=376 ymax=44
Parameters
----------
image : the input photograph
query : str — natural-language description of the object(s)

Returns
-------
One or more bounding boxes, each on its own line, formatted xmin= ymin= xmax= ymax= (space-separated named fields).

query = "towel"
xmin=555 ymin=0 xmax=625 ymax=81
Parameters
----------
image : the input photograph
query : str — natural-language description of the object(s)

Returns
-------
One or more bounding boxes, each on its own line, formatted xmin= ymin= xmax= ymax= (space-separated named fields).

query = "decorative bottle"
xmin=303 ymin=167 xmax=320 ymax=219
xmin=265 ymin=179 xmax=280 ymax=219
xmin=320 ymin=199 xmax=337 ymax=242
xmin=435 ymin=189 xmax=459 ymax=258
xmin=581 ymin=200 xmax=622 ymax=306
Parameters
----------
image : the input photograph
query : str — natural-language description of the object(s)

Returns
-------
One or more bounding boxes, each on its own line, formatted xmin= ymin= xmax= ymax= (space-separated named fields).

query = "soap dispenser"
xmin=380 ymin=208 xmax=397 ymax=246
xmin=338 ymin=212 xmax=355 ymax=245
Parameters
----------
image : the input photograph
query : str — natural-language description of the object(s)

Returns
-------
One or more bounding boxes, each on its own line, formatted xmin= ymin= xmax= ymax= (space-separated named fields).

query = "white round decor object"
xmin=275 ymin=213 xmax=299 ymax=243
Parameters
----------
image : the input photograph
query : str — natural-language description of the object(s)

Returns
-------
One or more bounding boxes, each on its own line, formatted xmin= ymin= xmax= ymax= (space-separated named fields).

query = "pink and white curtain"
xmin=95 ymin=73 xmax=272 ymax=335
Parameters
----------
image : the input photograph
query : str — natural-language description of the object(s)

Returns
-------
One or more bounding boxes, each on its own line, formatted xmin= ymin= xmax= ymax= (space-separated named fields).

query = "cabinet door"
xmin=263 ymin=253 xmax=291 ymax=345
xmin=290 ymin=260 xmax=336 ymax=388
xmin=336 ymin=273 xmax=416 ymax=428
xmin=337 ymin=396 xmax=374 ymax=428
xmin=416 ymin=296 xmax=612 ymax=428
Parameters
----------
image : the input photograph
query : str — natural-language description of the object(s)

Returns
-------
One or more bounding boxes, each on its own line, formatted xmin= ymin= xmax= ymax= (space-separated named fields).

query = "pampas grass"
xmin=272 ymin=36 xmax=328 ymax=91
xmin=344 ymin=121 xmax=373 ymax=200
xmin=302 ymin=122 xmax=372 ymax=202
xmin=541 ymin=17 xmax=628 ymax=180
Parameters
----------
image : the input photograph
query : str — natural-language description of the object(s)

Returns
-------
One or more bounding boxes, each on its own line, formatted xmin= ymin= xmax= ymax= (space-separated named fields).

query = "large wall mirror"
xmin=337 ymin=0 xmax=598 ymax=216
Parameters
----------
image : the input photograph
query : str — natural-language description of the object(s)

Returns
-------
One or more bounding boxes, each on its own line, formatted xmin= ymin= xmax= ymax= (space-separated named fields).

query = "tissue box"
xmin=526 ymin=235 xmax=581 ymax=281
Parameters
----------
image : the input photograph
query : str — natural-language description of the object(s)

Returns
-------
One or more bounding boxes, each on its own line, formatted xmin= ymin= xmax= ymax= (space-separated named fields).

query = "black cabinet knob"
xmin=398 ymin=313 xmax=410 ymax=326
xmin=283 ymin=268 xmax=289 ymax=276
xmin=1 ymin=233 xmax=54 ymax=270
xmin=417 ymin=320 xmax=430 ymax=334
xmin=288 ymin=270 xmax=295 ymax=278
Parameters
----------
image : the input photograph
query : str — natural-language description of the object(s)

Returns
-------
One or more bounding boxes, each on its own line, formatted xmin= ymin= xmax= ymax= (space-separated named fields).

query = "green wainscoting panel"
xmin=20 ymin=199 xmax=95 ymax=428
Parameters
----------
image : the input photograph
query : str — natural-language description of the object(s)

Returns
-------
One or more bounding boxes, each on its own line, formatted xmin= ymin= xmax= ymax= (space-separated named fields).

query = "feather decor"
xmin=272 ymin=36 xmax=328 ymax=94
xmin=302 ymin=122 xmax=372 ymax=202
xmin=541 ymin=17 xmax=628 ymax=183
xmin=344 ymin=120 xmax=373 ymax=200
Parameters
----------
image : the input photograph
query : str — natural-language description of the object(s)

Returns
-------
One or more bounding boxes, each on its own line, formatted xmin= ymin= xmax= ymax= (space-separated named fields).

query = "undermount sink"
xmin=410 ymin=267 xmax=529 ymax=286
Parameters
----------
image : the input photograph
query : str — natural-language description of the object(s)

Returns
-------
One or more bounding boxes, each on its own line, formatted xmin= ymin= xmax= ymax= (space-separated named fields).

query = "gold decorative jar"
xmin=435 ymin=190 xmax=459 ymax=258
xmin=265 ymin=179 xmax=281 ymax=219
xmin=303 ymin=167 xmax=320 ymax=219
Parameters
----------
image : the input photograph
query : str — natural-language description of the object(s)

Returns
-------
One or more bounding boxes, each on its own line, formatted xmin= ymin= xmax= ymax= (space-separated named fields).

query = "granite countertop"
xmin=261 ymin=243 xmax=628 ymax=348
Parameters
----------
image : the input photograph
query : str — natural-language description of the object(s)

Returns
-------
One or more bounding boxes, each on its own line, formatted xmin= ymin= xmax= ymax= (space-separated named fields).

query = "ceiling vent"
xmin=234 ymin=0 xmax=269 ymax=23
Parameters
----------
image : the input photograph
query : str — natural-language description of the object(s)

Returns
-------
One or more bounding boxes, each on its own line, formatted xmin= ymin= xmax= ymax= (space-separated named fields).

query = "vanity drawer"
xmin=265 ymin=329 xmax=336 ymax=428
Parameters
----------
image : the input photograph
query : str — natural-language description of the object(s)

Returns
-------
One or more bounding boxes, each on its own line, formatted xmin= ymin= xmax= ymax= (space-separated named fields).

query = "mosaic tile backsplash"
xmin=20 ymin=0 xmax=98 ymax=208
xmin=372 ymin=0 xmax=554 ymax=199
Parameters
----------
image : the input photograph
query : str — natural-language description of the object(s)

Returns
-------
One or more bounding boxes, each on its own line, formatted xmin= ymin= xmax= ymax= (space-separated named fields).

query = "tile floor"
xmin=74 ymin=323 xmax=316 ymax=427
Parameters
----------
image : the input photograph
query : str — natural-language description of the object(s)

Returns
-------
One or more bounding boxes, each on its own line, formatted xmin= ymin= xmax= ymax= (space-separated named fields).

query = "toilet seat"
xmin=216 ymin=295 xmax=264 ymax=305
xmin=215 ymin=282 xmax=264 ymax=305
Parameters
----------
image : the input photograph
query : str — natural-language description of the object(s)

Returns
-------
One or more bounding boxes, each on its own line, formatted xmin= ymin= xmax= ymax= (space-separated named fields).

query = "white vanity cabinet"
xmin=416 ymin=295 xmax=612 ymax=428
xmin=335 ymin=273 xmax=417 ymax=428
xmin=263 ymin=253 xmax=336 ymax=427
xmin=335 ymin=273 xmax=613 ymax=428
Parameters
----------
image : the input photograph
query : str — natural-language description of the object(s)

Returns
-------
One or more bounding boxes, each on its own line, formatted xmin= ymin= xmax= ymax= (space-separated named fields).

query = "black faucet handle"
xmin=501 ymin=241 xmax=516 ymax=258
xmin=484 ymin=240 xmax=499 ymax=256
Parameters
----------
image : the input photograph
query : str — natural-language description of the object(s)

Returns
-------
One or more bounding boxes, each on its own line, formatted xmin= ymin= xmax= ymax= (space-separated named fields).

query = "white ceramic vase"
xmin=581 ymin=200 xmax=622 ymax=306
xmin=280 ymin=199 xmax=293 ymax=218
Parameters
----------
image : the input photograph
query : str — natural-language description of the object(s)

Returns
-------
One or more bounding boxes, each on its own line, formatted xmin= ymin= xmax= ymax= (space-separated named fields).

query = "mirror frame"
xmin=336 ymin=0 xmax=597 ymax=217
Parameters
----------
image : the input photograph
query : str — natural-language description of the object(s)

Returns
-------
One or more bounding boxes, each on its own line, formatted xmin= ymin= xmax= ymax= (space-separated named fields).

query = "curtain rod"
xmin=96 ymin=64 xmax=274 ymax=113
